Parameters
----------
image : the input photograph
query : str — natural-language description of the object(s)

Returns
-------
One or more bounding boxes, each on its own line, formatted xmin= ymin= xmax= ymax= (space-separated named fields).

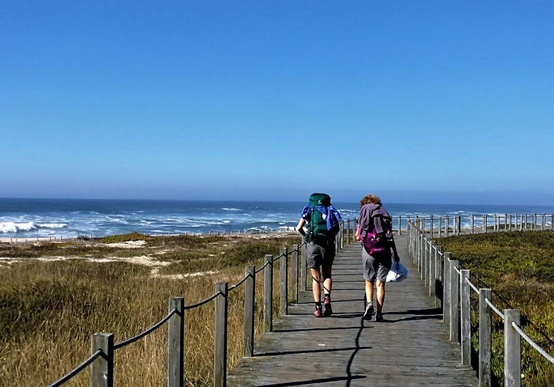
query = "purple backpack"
xmin=362 ymin=206 xmax=393 ymax=255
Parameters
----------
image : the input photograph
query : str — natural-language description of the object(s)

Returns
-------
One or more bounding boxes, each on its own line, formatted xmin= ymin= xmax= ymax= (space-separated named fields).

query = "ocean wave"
xmin=3 ymin=199 xmax=553 ymax=239
xmin=0 ymin=221 xmax=36 ymax=233
xmin=38 ymin=223 xmax=68 ymax=230
xmin=278 ymin=226 xmax=296 ymax=232
xmin=1 ymin=221 xmax=68 ymax=234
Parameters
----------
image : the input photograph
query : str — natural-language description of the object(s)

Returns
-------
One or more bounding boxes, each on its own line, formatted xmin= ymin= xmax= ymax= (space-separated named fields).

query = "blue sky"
xmin=1 ymin=1 xmax=553 ymax=205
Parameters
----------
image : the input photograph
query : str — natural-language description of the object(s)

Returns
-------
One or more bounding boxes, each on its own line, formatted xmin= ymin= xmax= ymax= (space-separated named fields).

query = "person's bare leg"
xmin=311 ymin=268 xmax=321 ymax=302
xmin=363 ymin=280 xmax=375 ymax=319
xmin=322 ymin=265 xmax=332 ymax=296
xmin=321 ymin=265 xmax=333 ymax=315
xmin=365 ymin=280 xmax=374 ymax=305
xmin=376 ymin=280 xmax=385 ymax=312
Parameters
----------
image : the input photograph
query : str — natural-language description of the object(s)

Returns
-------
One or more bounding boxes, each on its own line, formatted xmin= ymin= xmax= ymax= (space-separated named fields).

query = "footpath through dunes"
xmin=227 ymin=234 xmax=478 ymax=386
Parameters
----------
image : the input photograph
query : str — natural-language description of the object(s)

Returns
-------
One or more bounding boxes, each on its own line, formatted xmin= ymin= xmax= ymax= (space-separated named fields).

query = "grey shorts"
xmin=362 ymin=246 xmax=392 ymax=282
xmin=307 ymin=241 xmax=336 ymax=269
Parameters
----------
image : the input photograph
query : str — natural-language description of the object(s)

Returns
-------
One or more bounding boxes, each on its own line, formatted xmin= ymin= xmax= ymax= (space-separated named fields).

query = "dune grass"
xmin=438 ymin=230 xmax=554 ymax=386
xmin=0 ymin=233 xmax=299 ymax=386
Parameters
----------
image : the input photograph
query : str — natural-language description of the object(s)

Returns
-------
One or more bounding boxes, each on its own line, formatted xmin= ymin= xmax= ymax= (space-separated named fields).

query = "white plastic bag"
xmin=386 ymin=261 xmax=408 ymax=283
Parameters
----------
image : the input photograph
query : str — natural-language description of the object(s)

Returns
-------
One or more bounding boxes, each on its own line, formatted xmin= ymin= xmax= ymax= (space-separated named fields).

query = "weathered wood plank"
xmin=228 ymin=235 xmax=478 ymax=386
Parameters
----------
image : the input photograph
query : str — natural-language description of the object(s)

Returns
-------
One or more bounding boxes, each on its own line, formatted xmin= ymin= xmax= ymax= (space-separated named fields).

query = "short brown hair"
xmin=360 ymin=194 xmax=381 ymax=207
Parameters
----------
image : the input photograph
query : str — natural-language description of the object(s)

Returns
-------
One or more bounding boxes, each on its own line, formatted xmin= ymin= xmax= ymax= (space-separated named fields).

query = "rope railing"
xmin=485 ymin=297 xmax=505 ymax=319
xmin=113 ymin=309 xmax=177 ymax=350
xmin=255 ymin=259 xmax=271 ymax=274
xmin=512 ymin=322 xmax=554 ymax=364
xmin=49 ymin=350 xmax=103 ymax=387
xmin=228 ymin=273 xmax=251 ymax=291
xmin=464 ymin=276 xmax=480 ymax=294
xmin=408 ymin=214 xmax=554 ymax=386
xmin=183 ymin=290 xmax=223 ymax=310
xmin=48 ymin=218 xmax=358 ymax=387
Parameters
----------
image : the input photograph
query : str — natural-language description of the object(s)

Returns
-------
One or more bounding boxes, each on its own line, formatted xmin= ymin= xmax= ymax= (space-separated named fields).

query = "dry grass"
xmin=0 ymin=233 xmax=299 ymax=386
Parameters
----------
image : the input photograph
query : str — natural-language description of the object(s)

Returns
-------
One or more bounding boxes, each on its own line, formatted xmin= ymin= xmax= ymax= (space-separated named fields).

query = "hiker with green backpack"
xmin=295 ymin=193 xmax=342 ymax=317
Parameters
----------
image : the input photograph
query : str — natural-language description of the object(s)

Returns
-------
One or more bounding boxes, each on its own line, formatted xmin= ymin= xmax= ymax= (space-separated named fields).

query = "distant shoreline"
xmin=0 ymin=230 xmax=300 ymax=244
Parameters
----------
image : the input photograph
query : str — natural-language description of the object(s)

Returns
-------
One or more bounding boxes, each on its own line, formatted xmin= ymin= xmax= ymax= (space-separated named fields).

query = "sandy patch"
xmin=0 ymin=254 xmax=168 ymax=267
xmin=0 ymin=254 xmax=219 ymax=280
xmin=105 ymin=240 xmax=147 ymax=248
xmin=150 ymin=270 xmax=218 ymax=280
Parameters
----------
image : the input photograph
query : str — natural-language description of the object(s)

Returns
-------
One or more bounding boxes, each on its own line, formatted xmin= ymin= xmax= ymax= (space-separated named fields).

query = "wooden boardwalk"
xmin=227 ymin=234 xmax=478 ymax=386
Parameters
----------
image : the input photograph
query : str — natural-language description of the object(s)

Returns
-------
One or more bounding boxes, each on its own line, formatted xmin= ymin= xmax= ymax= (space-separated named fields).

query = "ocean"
xmin=1 ymin=198 xmax=553 ymax=240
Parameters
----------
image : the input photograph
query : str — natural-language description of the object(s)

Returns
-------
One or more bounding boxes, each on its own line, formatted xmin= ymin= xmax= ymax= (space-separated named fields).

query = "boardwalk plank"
xmin=228 ymin=235 xmax=478 ymax=386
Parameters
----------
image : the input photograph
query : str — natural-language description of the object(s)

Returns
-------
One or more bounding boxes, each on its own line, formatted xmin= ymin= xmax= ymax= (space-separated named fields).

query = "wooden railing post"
xmin=300 ymin=240 xmax=307 ymax=291
xmin=280 ymin=248 xmax=288 ymax=316
xmin=419 ymin=232 xmax=425 ymax=280
xmin=168 ymin=297 xmax=184 ymax=387
xmin=264 ymin=254 xmax=274 ymax=332
xmin=398 ymin=215 xmax=402 ymax=235
xmin=429 ymin=215 xmax=434 ymax=239
xmin=214 ymin=282 xmax=228 ymax=387
xmin=335 ymin=223 xmax=340 ymax=251
xmin=434 ymin=245 xmax=441 ymax=307
xmin=427 ymin=239 xmax=435 ymax=296
xmin=91 ymin=333 xmax=114 ymax=387
xmin=460 ymin=270 xmax=471 ymax=365
xmin=450 ymin=260 xmax=460 ymax=342
xmin=504 ymin=309 xmax=521 ymax=387
xmin=479 ymin=288 xmax=492 ymax=387
xmin=244 ymin=266 xmax=255 ymax=357
xmin=483 ymin=214 xmax=487 ymax=233
xmin=456 ymin=215 xmax=462 ymax=235
xmin=415 ymin=225 xmax=420 ymax=270
xmin=443 ymin=252 xmax=451 ymax=323
xmin=291 ymin=244 xmax=299 ymax=303
xmin=345 ymin=220 xmax=349 ymax=245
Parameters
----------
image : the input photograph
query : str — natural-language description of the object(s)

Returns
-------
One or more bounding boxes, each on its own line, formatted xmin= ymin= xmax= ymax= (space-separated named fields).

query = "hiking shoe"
xmin=314 ymin=304 xmax=323 ymax=318
xmin=376 ymin=312 xmax=384 ymax=322
xmin=363 ymin=302 xmax=374 ymax=320
xmin=323 ymin=295 xmax=332 ymax=317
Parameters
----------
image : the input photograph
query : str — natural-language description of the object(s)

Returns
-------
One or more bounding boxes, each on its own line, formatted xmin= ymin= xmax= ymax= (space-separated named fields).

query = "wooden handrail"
xmin=407 ymin=213 xmax=554 ymax=387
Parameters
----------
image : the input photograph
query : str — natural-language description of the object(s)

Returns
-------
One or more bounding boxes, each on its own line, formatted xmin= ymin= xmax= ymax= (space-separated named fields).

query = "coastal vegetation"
xmin=0 ymin=233 xmax=299 ymax=386
xmin=438 ymin=230 xmax=554 ymax=386
xmin=2 ymin=230 xmax=553 ymax=386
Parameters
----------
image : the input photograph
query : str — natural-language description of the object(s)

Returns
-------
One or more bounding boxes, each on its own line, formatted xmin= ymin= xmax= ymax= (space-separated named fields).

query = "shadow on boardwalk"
xmin=228 ymin=235 xmax=478 ymax=386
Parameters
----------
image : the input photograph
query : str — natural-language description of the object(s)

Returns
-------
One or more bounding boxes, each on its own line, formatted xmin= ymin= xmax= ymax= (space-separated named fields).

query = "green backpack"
xmin=307 ymin=193 xmax=332 ymax=241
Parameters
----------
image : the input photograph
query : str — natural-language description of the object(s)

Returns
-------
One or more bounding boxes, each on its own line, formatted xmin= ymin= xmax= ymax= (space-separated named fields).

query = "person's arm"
xmin=389 ymin=238 xmax=400 ymax=262
xmin=356 ymin=205 xmax=370 ymax=241
xmin=295 ymin=218 xmax=307 ymax=237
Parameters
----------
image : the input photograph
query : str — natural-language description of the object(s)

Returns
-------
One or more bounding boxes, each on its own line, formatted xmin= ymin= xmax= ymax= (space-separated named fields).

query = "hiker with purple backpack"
xmin=356 ymin=194 xmax=400 ymax=322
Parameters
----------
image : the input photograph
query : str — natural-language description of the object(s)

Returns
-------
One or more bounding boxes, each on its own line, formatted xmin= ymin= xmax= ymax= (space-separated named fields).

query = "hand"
xmin=394 ymin=254 xmax=400 ymax=262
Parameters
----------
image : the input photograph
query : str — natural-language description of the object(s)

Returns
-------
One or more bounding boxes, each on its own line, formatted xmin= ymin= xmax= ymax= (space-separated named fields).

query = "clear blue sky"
xmin=1 ymin=1 xmax=553 ymax=205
